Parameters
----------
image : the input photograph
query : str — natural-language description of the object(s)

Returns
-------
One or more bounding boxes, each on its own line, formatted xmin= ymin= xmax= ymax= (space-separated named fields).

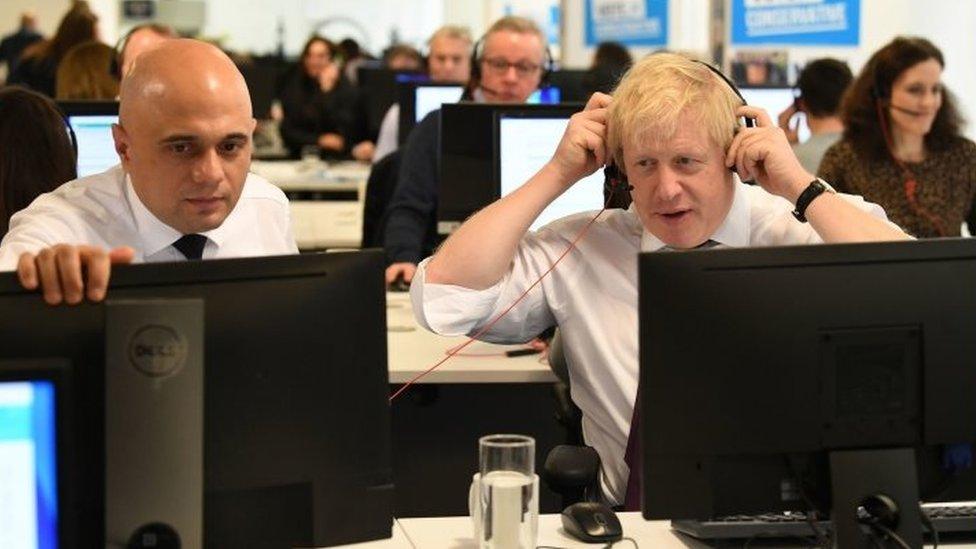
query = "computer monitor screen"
xmin=0 ymin=379 xmax=58 ymax=549
xmin=59 ymin=102 xmax=120 ymax=178
xmin=0 ymin=359 xmax=70 ymax=549
xmin=0 ymin=251 xmax=391 ymax=548
xmin=415 ymin=85 xmax=464 ymax=123
xmin=439 ymin=103 xmax=584 ymax=235
xmin=497 ymin=114 xmax=604 ymax=230
xmin=527 ymin=86 xmax=561 ymax=105
xmin=639 ymin=239 xmax=976 ymax=545
xmin=739 ymin=87 xmax=811 ymax=143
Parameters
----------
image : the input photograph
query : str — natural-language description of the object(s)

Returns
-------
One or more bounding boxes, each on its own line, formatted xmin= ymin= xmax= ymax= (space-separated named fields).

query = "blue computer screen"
xmin=0 ymin=380 xmax=58 ymax=549
xmin=68 ymin=114 xmax=120 ymax=178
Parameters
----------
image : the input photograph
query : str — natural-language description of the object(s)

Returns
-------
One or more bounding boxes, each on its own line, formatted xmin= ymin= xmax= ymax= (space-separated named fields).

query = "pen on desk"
xmin=505 ymin=348 xmax=542 ymax=358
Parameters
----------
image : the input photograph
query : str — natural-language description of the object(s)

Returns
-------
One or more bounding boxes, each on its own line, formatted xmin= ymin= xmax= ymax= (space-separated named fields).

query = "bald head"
xmin=112 ymin=39 xmax=257 ymax=235
xmin=120 ymin=39 xmax=251 ymax=125
xmin=21 ymin=12 xmax=37 ymax=30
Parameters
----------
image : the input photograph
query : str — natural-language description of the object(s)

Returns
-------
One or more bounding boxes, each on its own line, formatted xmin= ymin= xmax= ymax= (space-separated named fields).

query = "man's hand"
xmin=385 ymin=262 xmax=417 ymax=285
xmin=725 ymin=106 xmax=813 ymax=204
xmin=545 ymin=92 xmax=612 ymax=187
xmin=352 ymin=141 xmax=375 ymax=162
xmin=317 ymin=133 xmax=345 ymax=152
xmin=17 ymin=245 xmax=135 ymax=305
xmin=776 ymin=102 xmax=801 ymax=145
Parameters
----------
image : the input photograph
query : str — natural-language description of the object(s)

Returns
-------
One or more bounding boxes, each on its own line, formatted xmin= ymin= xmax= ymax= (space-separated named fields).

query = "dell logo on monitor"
xmin=128 ymin=325 xmax=188 ymax=378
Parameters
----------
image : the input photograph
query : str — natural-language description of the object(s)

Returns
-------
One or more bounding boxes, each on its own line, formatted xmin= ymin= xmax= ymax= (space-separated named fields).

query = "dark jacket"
xmin=381 ymin=109 xmax=440 ymax=264
xmin=277 ymin=67 xmax=367 ymax=159
xmin=0 ymin=28 xmax=42 ymax=74
xmin=7 ymin=53 xmax=56 ymax=97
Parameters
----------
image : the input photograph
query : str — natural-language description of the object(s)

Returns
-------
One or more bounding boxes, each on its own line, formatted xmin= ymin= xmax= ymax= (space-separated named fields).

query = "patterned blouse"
xmin=817 ymin=138 xmax=976 ymax=237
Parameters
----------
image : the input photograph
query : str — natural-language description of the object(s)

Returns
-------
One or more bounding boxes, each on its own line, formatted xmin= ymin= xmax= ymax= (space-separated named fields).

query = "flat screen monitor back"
xmin=548 ymin=69 xmax=588 ymax=102
xmin=358 ymin=66 xmax=427 ymax=138
xmin=639 ymin=239 xmax=976 ymax=523
xmin=438 ymin=102 xmax=583 ymax=234
xmin=0 ymin=251 xmax=392 ymax=548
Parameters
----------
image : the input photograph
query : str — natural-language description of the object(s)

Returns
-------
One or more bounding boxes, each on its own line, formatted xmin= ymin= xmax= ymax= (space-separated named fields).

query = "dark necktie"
xmin=623 ymin=239 xmax=720 ymax=510
xmin=172 ymin=234 xmax=208 ymax=260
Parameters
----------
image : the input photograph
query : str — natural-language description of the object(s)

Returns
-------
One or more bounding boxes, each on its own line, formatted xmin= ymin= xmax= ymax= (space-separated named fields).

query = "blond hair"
xmin=56 ymin=41 xmax=120 ymax=100
xmin=607 ymin=53 xmax=742 ymax=170
xmin=428 ymin=25 xmax=472 ymax=47
xmin=483 ymin=15 xmax=547 ymax=59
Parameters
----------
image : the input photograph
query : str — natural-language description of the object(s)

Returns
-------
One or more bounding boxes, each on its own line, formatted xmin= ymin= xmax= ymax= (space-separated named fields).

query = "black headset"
xmin=463 ymin=33 xmax=554 ymax=100
xmin=604 ymin=59 xmax=755 ymax=201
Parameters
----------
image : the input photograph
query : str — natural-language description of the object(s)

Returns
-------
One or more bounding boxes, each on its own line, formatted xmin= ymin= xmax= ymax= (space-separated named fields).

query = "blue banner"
xmin=585 ymin=0 xmax=668 ymax=47
xmin=731 ymin=0 xmax=860 ymax=46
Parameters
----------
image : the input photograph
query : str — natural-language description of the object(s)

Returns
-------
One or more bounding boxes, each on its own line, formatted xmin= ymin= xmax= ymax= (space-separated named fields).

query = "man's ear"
xmin=111 ymin=123 xmax=130 ymax=165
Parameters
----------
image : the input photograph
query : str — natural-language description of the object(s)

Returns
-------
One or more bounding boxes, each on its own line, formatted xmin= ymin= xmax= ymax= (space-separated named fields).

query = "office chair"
xmin=362 ymin=149 xmax=402 ymax=248
xmin=543 ymin=329 xmax=603 ymax=508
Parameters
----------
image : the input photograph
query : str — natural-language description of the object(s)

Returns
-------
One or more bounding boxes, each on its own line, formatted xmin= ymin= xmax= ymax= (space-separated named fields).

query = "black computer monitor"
xmin=0 ymin=358 xmax=75 ymax=549
xmin=493 ymin=109 xmax=604 ymax=230
xmin=57 ymin=101 xmax=120 ymax=178
xmin=547 ymin=69 xmax=588 ymax=102
xmin=397 ymin=81 xmax=464 ymax=144
xmin=0 ymin=251 xmax=392 ymax=548
xmin=639 ymin=239 xmax=976 ymax=547
xmin=438 ymin=102 xmax=583 ymax=234
xmin=237 ymin=55 xmax=288 ymax=119
xmin=357 ymin=66 xmax=427 ymax=138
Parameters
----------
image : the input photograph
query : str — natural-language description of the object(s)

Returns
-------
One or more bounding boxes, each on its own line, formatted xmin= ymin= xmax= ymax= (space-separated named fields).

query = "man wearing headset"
xmin=408 ymin=53 xmax=910 ymax=507
xmin=383 ymin=15 xmax=549 ymax=288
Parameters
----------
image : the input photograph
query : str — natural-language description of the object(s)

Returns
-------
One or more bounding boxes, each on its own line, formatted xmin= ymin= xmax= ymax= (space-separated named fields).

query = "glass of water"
xmin=474 ymin=434 xmax=538 ymax=549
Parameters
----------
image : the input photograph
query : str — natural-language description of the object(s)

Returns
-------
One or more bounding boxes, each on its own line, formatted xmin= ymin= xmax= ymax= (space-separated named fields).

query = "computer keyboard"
xmin=671 ymin=504 xmax=976 ymax=540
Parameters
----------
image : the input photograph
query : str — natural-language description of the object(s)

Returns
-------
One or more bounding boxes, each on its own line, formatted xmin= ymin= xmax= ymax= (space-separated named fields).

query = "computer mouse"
xmin=560 ymin=501 xmax=623 ymax=543
xmin=388 ymin=274 xmax=411 ymax=293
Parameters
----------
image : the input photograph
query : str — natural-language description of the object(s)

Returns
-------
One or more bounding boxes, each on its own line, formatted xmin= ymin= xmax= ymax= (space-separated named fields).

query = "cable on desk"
xmin=388 ymin=191 xmax=619 ymax=402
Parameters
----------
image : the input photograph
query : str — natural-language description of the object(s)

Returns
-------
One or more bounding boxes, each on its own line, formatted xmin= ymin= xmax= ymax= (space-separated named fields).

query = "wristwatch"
xmin=792 ymin=178 xmax=835 ymax=223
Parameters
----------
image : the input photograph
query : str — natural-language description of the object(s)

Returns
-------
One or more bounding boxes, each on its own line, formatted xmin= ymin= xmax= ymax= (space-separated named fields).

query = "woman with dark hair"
xmin=818 ymin=37 xmax=976 ymax=237
xmin=0 ymin=86 xmax=77 ymax=235
xmin=8 ymin=1 xmax=99 ymax=97
xmin=277 ymin=35 xmax=370 ymax=160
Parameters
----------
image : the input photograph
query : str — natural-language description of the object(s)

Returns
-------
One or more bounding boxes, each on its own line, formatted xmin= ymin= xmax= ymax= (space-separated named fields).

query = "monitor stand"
xmin=830 ymin=448 xmax=922 ymax=548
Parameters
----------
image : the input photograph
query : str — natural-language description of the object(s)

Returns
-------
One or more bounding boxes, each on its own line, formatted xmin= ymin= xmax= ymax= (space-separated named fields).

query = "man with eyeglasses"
xmin=382 ymin=15 xmax=548 ymax=288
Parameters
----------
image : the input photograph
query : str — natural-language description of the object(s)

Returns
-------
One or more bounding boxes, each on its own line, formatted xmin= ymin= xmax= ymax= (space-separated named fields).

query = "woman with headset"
xmin=0 ymin=86 xmax=77 ymax=235
xmin=818 ymin=37 xmax=976 ymax=238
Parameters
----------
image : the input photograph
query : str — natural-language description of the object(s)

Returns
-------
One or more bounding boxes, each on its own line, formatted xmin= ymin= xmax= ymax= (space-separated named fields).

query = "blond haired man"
xmin=409 ymin=53 xmax=909 ymax=506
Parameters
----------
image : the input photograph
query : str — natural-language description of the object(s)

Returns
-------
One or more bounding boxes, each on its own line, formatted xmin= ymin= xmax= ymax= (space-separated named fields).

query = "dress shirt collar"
xmin=639 ymin=180 xmax=752 ymax=252
xmin=123 ymin=173 xmax=232 ymax=256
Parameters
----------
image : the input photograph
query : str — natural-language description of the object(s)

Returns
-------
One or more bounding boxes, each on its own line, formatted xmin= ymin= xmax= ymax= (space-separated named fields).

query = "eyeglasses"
xmin=481 ymin=57 xmax=541 ymax=77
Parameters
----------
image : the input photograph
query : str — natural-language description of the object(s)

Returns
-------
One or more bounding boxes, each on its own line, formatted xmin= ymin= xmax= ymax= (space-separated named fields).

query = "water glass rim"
xmin=479 ymin=433 xmax=535 ymax=448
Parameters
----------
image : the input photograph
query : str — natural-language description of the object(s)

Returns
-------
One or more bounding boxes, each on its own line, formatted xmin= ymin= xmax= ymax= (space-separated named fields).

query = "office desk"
xmin=385 ymin=292 xmax=565 ymax=517
xmin=386 ymin=292 xmax=557 ymax=384
xmin=336 ymin=513 xmax=975 ymax=548
xmin=251 ymin=160 xmax=369 ymax=249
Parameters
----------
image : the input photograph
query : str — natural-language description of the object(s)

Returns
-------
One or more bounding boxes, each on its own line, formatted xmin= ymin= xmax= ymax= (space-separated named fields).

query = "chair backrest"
xmin=362 ymin=149 xmax=402 ymax=248
xmin=548 ymin=327 xmax=570 ymax=386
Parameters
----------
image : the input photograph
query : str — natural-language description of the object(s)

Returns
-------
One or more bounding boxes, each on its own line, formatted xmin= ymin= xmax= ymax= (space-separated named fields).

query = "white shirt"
xmin=372 ymin=104 xmax=400 ymax=165
xmin=0 ymin=164 xmax=298 ymax=270
xmin=410 ymin=182 xmax=898 ymax=505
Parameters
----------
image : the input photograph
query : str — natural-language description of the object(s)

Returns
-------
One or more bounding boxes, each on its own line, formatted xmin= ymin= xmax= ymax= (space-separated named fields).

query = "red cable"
xmin=389 ymin=189 xmax=617 ymax=402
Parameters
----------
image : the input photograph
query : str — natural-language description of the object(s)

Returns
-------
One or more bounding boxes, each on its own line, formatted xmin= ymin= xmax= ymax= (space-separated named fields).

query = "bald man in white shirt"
xmin=409 ymin=54 xmax=910 ymax=506
xmin=0 ymin=39 xmax=297 ymax=304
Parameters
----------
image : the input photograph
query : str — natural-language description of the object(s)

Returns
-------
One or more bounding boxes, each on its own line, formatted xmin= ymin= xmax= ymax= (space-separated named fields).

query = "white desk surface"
xmin=333 ymin=512 xmax=974 ymax=548
xmin=386 ymin=292 xmax=558 ymax=384
xmin=251 ymin=159 xmax=368 ymax=192
xmin=398 ymin=513 xmax=704 ymax=548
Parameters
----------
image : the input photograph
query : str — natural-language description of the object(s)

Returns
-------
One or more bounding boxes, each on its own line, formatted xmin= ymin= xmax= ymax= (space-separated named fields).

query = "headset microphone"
xmin=888 ymin=103 xmax=926 ymax=117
